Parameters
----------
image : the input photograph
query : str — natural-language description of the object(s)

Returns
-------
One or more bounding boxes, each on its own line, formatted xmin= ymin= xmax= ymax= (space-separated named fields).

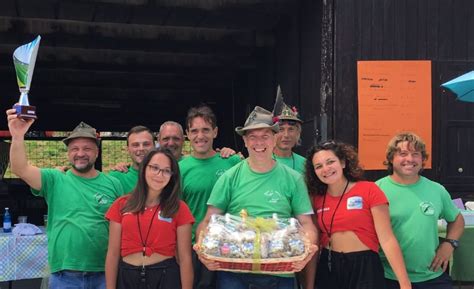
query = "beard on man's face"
xmin=71 ymin=157 xmax=95 ymax=173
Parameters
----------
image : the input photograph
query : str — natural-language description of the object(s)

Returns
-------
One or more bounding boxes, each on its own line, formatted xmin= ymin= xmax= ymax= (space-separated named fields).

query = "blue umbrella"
xmin=441 ymin=70 xmax=474 ymax=102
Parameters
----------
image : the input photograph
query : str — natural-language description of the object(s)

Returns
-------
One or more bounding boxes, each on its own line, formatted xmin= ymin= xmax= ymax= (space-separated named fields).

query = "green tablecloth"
xmin=439 ymin=225 xmax=474 ymax=281
xmin=451 ymin=226 xmax=474 ymax=281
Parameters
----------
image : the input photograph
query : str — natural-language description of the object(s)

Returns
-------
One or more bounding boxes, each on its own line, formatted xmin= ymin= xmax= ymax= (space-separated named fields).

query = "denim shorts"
xmin=216 ymin=271 xmax=294 ymax=289
xmin=385 ymin=272 xmax=453 ymax=289
xmin=49 ymin=270 xmax=105 ymax=289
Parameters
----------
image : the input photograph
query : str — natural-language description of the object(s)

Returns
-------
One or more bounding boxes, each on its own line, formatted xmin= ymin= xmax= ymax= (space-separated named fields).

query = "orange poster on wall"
xmin=357 ymin=61 xmax=432 ymax=170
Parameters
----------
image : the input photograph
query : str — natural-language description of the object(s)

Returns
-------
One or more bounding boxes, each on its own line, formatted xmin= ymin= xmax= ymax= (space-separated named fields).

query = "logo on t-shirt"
xmin=419 ymin=201 xmax=435 ymax=216
xmin=215 ymin=169 xmax=227 ymax=178
xmin=347 ymin=196 xmax=363 ymax=210
xmin=316 ymin=207 xmax=330 ymax=214
xmin=264 ymin=190 xmax=282 ymax=204
xmin=94 ymin=192 xmax=112 ymax=206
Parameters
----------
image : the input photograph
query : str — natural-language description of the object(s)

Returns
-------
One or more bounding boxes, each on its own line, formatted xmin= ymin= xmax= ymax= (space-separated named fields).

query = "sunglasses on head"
xmin=318 ymin=140 xmax=337 ymax=149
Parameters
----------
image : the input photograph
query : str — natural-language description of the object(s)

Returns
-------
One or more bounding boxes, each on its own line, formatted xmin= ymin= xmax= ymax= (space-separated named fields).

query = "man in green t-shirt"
xmin=196 ymin=106 xmax=318 ymax=289
xmin=376 ymin=132 xmax=464 ymax=289
xmin=6 ymin=109 xmax=124 ymax=289
xmin=180 ymin=105 xmax=241 ymax=289
xmin=157 ymin=120 xmax=186 ymax=161
xmin=272 ymin=96 xmax=306 ymax=174
xmin=157 ymin=120 xmax=237 ymax=162
xmin=109 ymin=125 xmax=155 ymax=193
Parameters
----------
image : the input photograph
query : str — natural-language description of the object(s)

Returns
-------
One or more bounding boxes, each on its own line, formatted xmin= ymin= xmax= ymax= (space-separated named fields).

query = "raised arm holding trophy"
xmin=13 ymin=35 xmax=41 ymax=120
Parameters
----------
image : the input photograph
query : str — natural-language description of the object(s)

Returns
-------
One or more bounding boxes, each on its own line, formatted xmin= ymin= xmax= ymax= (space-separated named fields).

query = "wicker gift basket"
xmin=197 ymin=210 xmax=310 ymax=274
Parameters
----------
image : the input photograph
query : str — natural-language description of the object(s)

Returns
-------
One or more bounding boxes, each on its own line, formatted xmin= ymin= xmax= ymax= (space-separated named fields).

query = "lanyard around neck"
xmin=320 ymin=180 xmax=350 ymax=239
xmin=137 ymin=207 xmax=159 ymax=257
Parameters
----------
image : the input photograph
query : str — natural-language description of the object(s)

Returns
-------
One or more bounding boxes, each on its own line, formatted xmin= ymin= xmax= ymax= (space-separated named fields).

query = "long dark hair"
xmin=305 ymin=140 xmax=364 ymax=196
xmin=121 ymin=147 xmax=181 ymax=218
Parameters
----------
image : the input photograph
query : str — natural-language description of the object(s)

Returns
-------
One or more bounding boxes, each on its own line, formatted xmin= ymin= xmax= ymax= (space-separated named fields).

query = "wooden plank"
xmin=405 ymin=0 xmax=418 ymax=58
xmin=437 ymin=0 xmax=453 ymax=58
xmin=93 ymin=3 xmax=132 ymax=23
xmin=382 ymin=0 xmax=396 ymax=58
xmin=0 ymin=31 xmax=255 ymax=56
xmin=298 ymin=0 xmax=321 ymax=147
xmin=393 ymin=0 xmax=407 ymax=58
xmin=0 ymin=0 xmax=17 ymax=17
xmin=469 ymin=0 xmax=474 ymax=60
xmin=0 ymin=17 xmax=255 ymax=45
xmin=130 ymin=6 xmax=169 ymax=25
xmin=0 ymin=45 xmax=254 ymax=68
xmin=371 ymin=0 xmax=384 ymax=58
xmin=334 ymin=0 xmax=358 ymax=142
xmin=0 ymin=67 xmax=234 ymax=86
xmin=320 ymin=0 xmax=335 ymax=141
xmin=165 ymin=8 xmax=204 ymax=27
xmin=275 ymin=6 xmax=300 ymax=108
xmin=58 ymin=1 xmax=95 ymax=21
xmin=358 ymin=0 xmax=372 ymax=57
xmin=451 ymin=0 xmax=468 ymax=59
xmin=17 ymin=0 xmax=56 ymax=18
xmin=465 ymin=0 xmax=474 ymax=61
xmin=13 ymin=0 xmax=291 ymax=29
xmin=416 ymin=0 xmax=428 ymax=58
xmin=425 ymin=0 xmax=439 ymax=59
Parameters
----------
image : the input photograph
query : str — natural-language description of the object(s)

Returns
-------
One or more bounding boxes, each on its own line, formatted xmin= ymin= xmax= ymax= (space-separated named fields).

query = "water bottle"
xmin=3 ymin=207 xmax=12 ymax=233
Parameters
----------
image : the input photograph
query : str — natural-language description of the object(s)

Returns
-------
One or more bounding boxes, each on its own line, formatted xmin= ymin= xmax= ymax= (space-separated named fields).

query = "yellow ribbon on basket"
xmin=240 ymin=210 xmax=278 ymax=272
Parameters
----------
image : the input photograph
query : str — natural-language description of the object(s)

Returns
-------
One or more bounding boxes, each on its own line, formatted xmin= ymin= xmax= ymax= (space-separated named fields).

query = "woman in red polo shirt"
xmin=105 ymin=148 xmax=194 ymax=289
xmin=305 ymin=141 xmax=411 ymax=289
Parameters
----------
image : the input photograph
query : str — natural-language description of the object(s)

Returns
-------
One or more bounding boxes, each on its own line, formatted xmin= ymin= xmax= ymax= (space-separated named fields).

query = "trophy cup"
xmin=13 ymin=35 xmax=41 ymax=119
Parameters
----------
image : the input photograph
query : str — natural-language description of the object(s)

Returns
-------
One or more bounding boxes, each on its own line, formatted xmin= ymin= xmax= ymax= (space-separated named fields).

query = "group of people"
xmin=5 ymin=99 xmax=464 ymax=289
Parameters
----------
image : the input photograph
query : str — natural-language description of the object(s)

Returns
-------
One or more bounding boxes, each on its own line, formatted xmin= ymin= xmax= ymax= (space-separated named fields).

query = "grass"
xmin=2 ymin=139 xmax=130 ymax=178
xmin=2 ymin=138 xmax=192 ymax=178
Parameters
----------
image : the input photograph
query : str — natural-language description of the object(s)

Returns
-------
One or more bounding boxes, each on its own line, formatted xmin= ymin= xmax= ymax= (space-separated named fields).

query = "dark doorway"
xmin=436 ymin=61 xmax=474 ymax=199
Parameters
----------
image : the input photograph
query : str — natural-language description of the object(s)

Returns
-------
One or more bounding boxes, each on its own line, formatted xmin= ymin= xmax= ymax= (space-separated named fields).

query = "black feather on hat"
xmin=272 ymin=85 xmax=303 ymax=123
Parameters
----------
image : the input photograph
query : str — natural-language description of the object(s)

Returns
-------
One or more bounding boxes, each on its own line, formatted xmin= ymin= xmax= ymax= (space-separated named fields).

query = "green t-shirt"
xmin=208 ymin=160 xmax=313 ymax=278
xmin=179 ymin=154 xmax=241 ymax=242
xmin=208 ymin=160 xmax=313 ymax=218
xmin=108 ymin=166 xmax=138 ymax=194
xmin=273 ymin=152 xmax=306 ymax=174
xmin=32 ymin=169 xmax=124 ymax=273
xmin=376 ymin=176 xmax=460 ymax=282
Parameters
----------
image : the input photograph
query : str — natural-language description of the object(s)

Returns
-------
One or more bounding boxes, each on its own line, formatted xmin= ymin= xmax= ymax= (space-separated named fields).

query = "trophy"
xmin=13 ymin=35 xmax=41 ymax=119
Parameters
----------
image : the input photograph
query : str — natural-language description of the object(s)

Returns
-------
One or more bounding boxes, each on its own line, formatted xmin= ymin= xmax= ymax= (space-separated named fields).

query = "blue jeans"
xmin=385 ymin=272 xmax=453 ymax=289
xmin=49 ymin=270 xmax=105 ymax=289
xmin=217 ymin=271 xmax=294 ymax=289
xmin=192 ymin=250 xmax=216 ymax=289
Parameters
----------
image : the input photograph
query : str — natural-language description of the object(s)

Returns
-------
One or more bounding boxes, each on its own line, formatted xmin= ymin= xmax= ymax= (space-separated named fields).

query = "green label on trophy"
xmin=13 ymin=35 xmax=41 ymax=119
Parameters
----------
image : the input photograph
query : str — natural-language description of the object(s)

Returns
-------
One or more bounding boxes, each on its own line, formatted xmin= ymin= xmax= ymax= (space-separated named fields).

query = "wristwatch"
xmin=443 ymin=238 xmax=460 ymax=249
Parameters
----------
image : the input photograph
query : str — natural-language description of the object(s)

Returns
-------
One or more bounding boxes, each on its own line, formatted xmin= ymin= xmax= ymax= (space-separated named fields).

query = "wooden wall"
xmin=274 ymin=0 xmax=322 ymax=156
xmin=327 ymin=0 xmax=474 ymax=197
xmin=228 ymin=0 xmax=322 ymax=155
